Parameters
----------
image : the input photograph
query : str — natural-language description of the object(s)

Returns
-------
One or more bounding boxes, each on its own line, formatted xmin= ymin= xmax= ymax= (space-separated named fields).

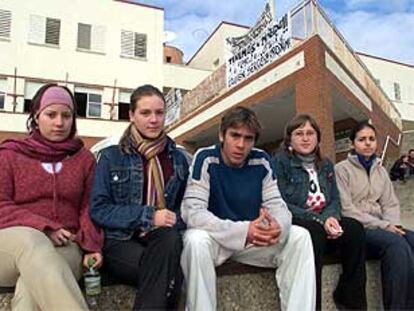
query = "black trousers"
xmin=103 ymin=227 xmax=183 ymax=310
xmin=293 ymin=217 xmax=367 ymax=310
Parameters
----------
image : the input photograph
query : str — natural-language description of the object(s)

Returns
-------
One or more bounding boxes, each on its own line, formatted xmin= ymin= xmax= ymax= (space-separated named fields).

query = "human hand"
xmin=259 ymin=208 xmax=281 ymax=244
xmin=45 ymin=228 xmax=76 ymax=246
xmin=153 ymin=209 xmax=177 ymax=227
xmin=83 ymin=253 xmax=103 ymax=269
xmin=246 ymin=208 xmax=281 ymax=246
xmin=324 ymin=217 xmax=343 ymax=239
xmin=386 ymin=224 xmax=405 ymax=236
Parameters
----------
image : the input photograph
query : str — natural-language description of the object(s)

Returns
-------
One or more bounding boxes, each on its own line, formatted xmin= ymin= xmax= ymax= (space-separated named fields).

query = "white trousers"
xmin=181 ymin=225 xmax=316 ymax=311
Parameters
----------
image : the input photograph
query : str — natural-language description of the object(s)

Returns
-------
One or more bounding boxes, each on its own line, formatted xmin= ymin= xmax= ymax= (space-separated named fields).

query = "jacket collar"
xmin=347 ymin=152 xmax=381 ymax=171
xmin=284 ymin=150 xmax=328 ymax=170
xmin=165 ymin=136 xmax=176 ymax=154
xmin=289 ymin=154 xmax=304 ymax=168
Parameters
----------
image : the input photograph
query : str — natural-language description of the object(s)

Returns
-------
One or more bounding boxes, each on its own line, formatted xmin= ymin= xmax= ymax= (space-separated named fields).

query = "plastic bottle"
xmin=84 ymin=257 xmax=101 ymax=307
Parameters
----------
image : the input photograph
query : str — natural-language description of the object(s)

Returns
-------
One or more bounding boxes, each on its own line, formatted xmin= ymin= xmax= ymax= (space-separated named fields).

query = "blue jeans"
xmin=365 ymin=228 xmax=414 ymax=310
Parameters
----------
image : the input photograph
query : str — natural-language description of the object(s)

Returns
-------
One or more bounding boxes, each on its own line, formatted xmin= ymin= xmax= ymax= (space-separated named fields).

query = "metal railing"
xmin=292 ymin=0 xmax=402 ymax=129
xmin=381 ymin=134 xmax=402 ymax=164
xmin=380 ymin=130 xmax=414 ymax=165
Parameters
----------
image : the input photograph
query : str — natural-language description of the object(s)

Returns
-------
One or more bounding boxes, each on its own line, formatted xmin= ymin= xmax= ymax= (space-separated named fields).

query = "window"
xmin=88 ymin=93 xmax=102 ymax=117
xmin=166 ymin=56 xmax=172 ymax=63
xmin=24 ymin=81 xmax=44 ymax=112
xmin=394 ymin=82 xmax=401 ymax=101
xmin=121 ymin=30 xmax=147 ymax=58
xmin=74 ymin=87 xmax=102 ymax=118
xmin=0 ymin=91 xmax=4 ymax=109
xmin=28 ymin=15 xmax=60 ymax=46
xmin=118 ymin=90 xmax=131 ymax=120
xmin=77 ymin=23 xmax=106 ymax=53
xmin=0 ymin=9 xmax=11 ymax=39
xmin=0 ymin=79 xmax=7 ymax=110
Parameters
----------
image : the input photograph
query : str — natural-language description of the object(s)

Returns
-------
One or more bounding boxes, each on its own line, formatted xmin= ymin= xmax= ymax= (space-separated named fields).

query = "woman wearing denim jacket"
xmin=272 ymin=114 xmax=366 ymax=310
xmin=90 ymin=84 xmax=189 ymax=310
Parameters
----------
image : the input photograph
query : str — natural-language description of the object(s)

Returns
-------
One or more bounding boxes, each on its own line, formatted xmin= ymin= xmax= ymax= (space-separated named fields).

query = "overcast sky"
xmin=136 ymin=0 xmax=414 ymax=65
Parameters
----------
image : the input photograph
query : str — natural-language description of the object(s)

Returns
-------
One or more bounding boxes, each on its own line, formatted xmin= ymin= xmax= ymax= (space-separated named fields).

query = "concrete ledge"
xmin=215 ymin=260 xmax=382 ymax=311
xmin=0 ymin=261 xmax=382 ymax=310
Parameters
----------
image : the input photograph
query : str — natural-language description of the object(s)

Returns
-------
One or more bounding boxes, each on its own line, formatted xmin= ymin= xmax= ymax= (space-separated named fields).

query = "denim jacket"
xmin=272 ymin=150 xmax=341 ymax=225
xmin=90 ymin=138 xmax=189 ymax=240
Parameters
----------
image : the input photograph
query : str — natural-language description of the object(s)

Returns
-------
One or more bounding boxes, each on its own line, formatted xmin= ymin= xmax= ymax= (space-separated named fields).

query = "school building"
xmin=1 ymin=0 xmax=413 ymax=162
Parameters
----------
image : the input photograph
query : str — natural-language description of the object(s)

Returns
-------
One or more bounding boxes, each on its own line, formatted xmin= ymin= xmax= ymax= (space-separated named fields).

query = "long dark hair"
xmin=26 ymin=83 xmax=77 ymax=138
xmin=283 ymin=114 xmax=322 ymax=164
xmin=119 ymin=84 xmax=165 ymax=152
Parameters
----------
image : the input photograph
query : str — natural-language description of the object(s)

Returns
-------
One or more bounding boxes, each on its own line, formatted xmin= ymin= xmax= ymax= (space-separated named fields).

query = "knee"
xmin=288 ymin=225 xmax=312 ymax=250
xmin=182 ymin=229 xmax=215 ymax=271
xmin=20 ymin=246 xmax=71 ymax=280
xmin=183 ymin=229 xmax=213 ymax=256
xmin=341 ymin=218 xmax=365 ymax=241
xmin=343 ymin=217 xmax=365 ymax=233
xmin=156 ymin=227 xmax=183 ymax=253
xmin=11 ymin=228 xmax=55 ymax=260
xmin=387 ymin=236 xmax=411 ymax=256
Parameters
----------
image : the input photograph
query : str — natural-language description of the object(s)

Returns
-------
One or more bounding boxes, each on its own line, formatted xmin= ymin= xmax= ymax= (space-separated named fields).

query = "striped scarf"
xmin=130 ymin=125 xmax=168 ymax=210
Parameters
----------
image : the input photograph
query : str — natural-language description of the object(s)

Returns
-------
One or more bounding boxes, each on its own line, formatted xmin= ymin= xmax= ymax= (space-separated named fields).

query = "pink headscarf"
xmin=38 ymin=86 xmax=74 ymax=115
xmin=0 ymin=86 xmax=83 ymax=162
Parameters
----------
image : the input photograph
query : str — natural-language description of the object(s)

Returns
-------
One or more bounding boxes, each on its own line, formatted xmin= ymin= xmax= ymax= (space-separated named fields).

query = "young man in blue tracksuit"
xmin=181 ymin=107 xmax=316 ymax=311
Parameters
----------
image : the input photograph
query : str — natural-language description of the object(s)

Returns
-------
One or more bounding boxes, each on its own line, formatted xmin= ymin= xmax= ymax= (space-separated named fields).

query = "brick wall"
xmin=172 ymin=36 xmax=402 ymax=163
xmin=295 ymin=38 xmax=336 ymax=161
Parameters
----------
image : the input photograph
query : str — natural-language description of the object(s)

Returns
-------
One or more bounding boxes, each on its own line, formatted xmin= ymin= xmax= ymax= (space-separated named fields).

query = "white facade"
xmin=187 ymin=22 xmax=248 ymax=71
xmin=0 ymin=0 xmax=210 ymax=138
xmin=358 ymin=53 xmax=414 ymax=122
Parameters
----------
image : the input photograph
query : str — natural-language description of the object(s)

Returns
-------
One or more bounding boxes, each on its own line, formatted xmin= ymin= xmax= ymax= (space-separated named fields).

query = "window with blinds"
xmin=0 ymin=9 xmax=11 ymax=39
xmin=28 ymin=15 xmax=60 ymax=46
xmin=77 ymin=23 xmax=106 ymax=53
xmin=121 ymin=30 xmax=147 ymax=58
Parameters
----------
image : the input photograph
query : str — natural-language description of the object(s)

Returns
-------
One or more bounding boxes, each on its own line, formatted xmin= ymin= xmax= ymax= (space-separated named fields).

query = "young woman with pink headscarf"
xmin=0 ymin=83 xmax=103 ymax=310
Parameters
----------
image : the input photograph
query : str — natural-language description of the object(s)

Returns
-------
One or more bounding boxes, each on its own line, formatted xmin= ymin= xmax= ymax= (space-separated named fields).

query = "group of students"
xmin=0 ymin=83 xmax=413 ymax=311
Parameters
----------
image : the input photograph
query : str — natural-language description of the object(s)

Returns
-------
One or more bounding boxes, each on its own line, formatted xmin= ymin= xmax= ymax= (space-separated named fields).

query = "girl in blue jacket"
xmin=272 ymin=114 xmax=366 ymax=310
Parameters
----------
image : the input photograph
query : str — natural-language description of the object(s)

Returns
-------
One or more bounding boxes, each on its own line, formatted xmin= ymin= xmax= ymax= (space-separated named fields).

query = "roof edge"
xmin=357 ymin=52 xmax=414 ymax=69
xmin=186 ymin=21 xmax=249 ymax=65
xmin=113 ymin=0 xmax=164 ymax=11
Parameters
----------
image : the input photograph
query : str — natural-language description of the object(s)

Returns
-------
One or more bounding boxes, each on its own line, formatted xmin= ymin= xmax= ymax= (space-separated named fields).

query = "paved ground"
xmin=393 ymin=177 xmax=414 ymax=229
